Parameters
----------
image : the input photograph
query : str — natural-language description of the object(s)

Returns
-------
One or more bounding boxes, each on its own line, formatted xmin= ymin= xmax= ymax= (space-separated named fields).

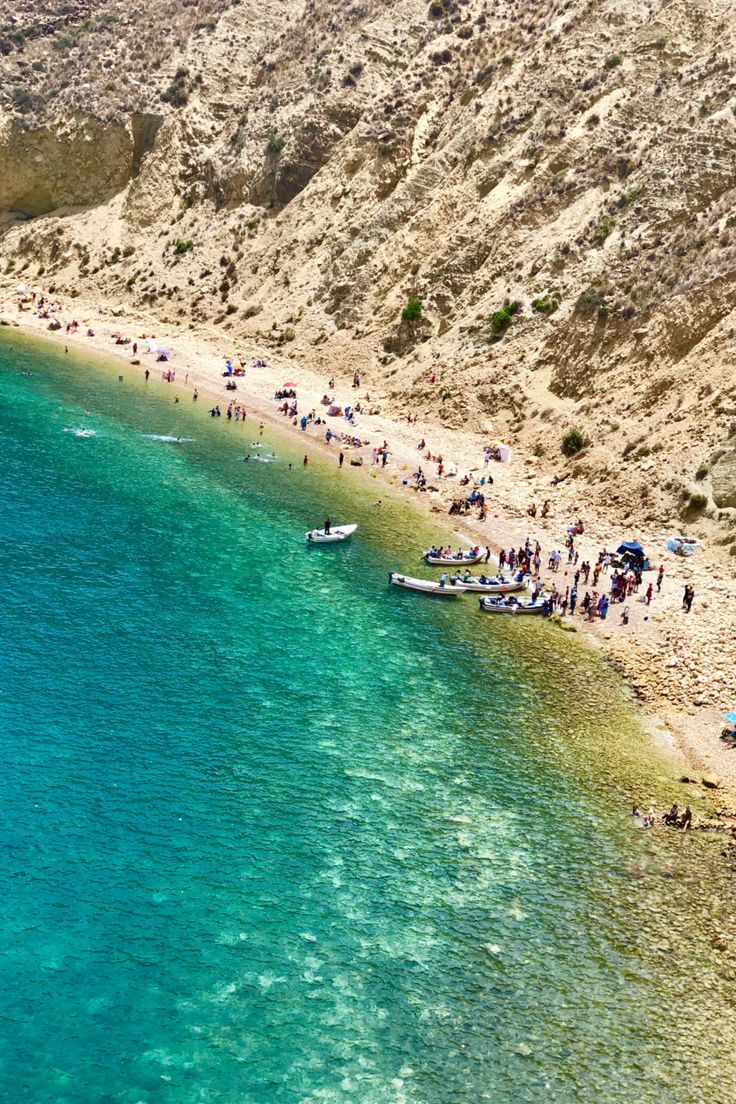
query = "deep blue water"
xmin=0 ymin=332 xmax=735 ymax=1103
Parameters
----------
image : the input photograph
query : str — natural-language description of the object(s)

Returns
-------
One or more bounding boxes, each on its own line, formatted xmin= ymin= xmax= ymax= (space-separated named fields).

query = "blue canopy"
xmin=617 ymin=541 xmax=645 ymax=556
xmin=724 ymin=712 xmax=736 ymax=724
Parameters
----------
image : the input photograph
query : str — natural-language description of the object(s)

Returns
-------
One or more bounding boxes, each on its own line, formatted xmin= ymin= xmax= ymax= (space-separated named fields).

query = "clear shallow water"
xmin=1 ymin=333 xmax=735 ymax=1104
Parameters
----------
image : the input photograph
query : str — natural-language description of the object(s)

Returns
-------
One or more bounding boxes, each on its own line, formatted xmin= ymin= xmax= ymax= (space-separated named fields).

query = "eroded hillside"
xmin=1 ymin=0 xmax=736 ymax=542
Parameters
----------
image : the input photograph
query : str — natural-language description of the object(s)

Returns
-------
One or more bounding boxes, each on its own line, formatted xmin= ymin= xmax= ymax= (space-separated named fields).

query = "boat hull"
xmin=389 ymin=573 xmax=467 ymax=595
xmin=424 ymin=552 xmax=484 ymax=566
xmin=455 ymin=578 xmax=527 ymax=594
xmin=306 ymin=524 xmax=357 ymax=543
xmin=478 ymin=596 xmax=545 ymax=615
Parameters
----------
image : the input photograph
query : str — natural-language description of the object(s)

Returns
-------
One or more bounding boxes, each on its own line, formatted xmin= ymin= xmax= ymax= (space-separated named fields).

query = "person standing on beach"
xmin=303 ymin=454 xmax=308 ymax=468
xmin=645 ymin=582 xmax=653 ymax=605
xmin=339 ymin=452 xmax=344 ymax=468
xmin=144 ymin=368 xmax=150 ymax=381
xmin=657 ymin=565 xmax=664 ymax=592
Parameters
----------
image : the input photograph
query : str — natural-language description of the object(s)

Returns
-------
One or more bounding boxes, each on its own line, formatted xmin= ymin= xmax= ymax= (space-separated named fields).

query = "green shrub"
xmin=562 ymin=427 xmax=588 ymax=456
xmin=531 ymin=291 xmax=561 ymax=315
xmin=11 ymin=88 xmax=33 ymax=112
xmin=605 ymin=54 xmax=622 ymax=69
xmin=162 ymin=67 xmax=190 ymax=108
xmin=490 ymin=300 xmax=520 ymax=334
xmin=616 ymin=186 xmax=645 ymax=209
xmin=428 ymin=0 xmax=446 ymax=16
xmin=687 ymin=492 xmax=707 ymax=512
xmin=266 ymin=132 xmax=285 ymax=155
xmin=593 ymin=215 xmax=617 ymax=243
xmin=174 ymin=240 xmax=194 ymax=255
xmin=694 ymin=463 xmax=709 ymax=481
xmin=162 ymin=84 xmax=188 ymax=107
xmin=401 ymin=297 xmax=423 ymax=322
xmin=576 ymin=286 xmax=606 ymax=315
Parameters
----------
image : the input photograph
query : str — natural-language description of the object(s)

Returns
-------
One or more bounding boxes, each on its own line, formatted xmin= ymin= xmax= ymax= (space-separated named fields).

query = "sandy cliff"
xmin=1 ymin=0 xmax=735 ymax=540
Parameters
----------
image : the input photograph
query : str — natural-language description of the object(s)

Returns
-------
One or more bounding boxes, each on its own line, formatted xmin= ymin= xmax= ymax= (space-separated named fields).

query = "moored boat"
xmin=389 ymin=572 xmax=467 ymax=595
xmin=423 ymin=548 xmax=484 ymax=566
xmin=478 ymin=594 xmax=546 ymax=616
xmin=451 ymin=574 xmax=528 ymax=594
xmin=306 ymin=523 xmax=357 ymax=543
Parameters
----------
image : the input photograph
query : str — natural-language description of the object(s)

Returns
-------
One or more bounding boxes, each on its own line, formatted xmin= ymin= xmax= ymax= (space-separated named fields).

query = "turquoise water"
xmin=1 ymin=333 xmax=735 ymax=1104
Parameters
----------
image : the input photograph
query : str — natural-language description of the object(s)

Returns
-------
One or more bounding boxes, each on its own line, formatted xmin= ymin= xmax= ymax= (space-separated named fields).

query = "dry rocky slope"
xmin=1 ymin=0 xmax=736 ymax=537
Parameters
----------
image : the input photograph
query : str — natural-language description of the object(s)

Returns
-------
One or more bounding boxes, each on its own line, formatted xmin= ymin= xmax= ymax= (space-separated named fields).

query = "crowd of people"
xmin=448 ymin=487 xmax=488 ymax=520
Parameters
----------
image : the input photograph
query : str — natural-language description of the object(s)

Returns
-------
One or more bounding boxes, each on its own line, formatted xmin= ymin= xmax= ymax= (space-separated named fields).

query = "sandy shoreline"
xmin=2 ymin=284 xmax=736 ymax=815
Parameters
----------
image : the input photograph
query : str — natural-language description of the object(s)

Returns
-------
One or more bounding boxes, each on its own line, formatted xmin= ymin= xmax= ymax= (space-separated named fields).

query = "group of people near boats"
xmin=415 ymin=531 xmax=677 ymax=623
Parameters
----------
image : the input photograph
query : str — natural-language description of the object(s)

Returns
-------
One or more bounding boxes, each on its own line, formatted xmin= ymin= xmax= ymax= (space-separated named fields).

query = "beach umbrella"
xmin=617 ymin=541 xmax=645 ymax=555
xmin=282 ymin=381 xmax=296 ymax=388
xmin=16 ymin=283 xmax=26 ymax=294
xmin=724 ymin=712 xmax=736 ymax=724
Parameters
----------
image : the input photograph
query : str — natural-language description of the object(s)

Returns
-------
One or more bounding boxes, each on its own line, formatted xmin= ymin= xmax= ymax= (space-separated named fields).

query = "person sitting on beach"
xmin=679 ymin=806 xmax=692 ymax=829
xmin=663 ymin=803 xmax=679 ymax=826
